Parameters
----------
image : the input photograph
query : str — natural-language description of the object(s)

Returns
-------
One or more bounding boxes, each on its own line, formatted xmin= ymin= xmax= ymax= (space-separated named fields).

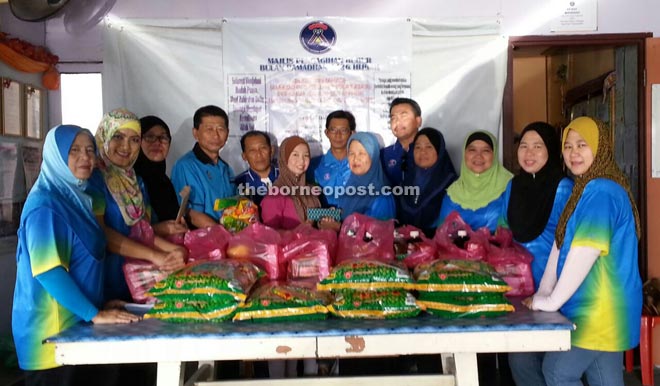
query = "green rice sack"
xmin=233 ymin=282 xmax=329 ymax=322
xmin=413 ymin=259 xmax=511 ymax=293
xmin=417 ymin=292 xmax=515 ymax=318
xmin=144 ymin=298 xmax=239 ymax=323
xmin=328 ymin=290 xmax=421 ymax=319
xmin=148 ymin=260 xmax=263 ymax=302
xmin=317 ymin=259 xmax=414 ymax=291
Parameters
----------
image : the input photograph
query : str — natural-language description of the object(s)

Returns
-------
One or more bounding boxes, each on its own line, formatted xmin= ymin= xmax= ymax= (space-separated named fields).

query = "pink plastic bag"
xmin=394 ymin=225 xmax=437 ymax=269
xmin=281 ymin=239 xmax=332 ymax=283
xmin=227 ymin=222 xmax=281 ymax=280
xmin=336 ymin=213 xmax=395 ymax=263
xmin=124 ymin=219 xmax=160 ymax=303
xmin=165 ymin=232 xmax=186 ymax=246
xmin=486 ymin=227 xmax=535 ymax=296
xmin=128 ymin=218 xmax=155 ymax=247
xmin=433 ymin=211 xmax=489 ymax=261
xmin=183 ymin=225 xmax=232 ymax=263
xmin=122 ymin=259 xmax=167 ymax=304
xmin=280 ymin=224 xmax=337 ymax=262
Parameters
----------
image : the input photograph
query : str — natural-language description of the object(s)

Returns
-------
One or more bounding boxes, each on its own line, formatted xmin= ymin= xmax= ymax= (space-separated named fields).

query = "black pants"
xmin=24 ymin=366 xmax=75 ymax=386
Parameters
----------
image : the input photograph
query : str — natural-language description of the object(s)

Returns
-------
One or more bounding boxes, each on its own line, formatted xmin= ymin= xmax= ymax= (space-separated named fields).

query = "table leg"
xmin=453 ymin=353 xmax=479 ymax=386
xmin=157 ymin=361 xmax=184 ymax=386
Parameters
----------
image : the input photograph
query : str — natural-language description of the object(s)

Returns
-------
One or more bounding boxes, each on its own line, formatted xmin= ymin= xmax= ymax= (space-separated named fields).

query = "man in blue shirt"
xmin=234 ymin=130 xmax=279 ymax=206
xmin=171 ymin=105 xmax=236 ymax=228
xmin=381 ymin=98 xmax=422 ymax=186
xmin=307 ymin=110 xmax=355 ymax=206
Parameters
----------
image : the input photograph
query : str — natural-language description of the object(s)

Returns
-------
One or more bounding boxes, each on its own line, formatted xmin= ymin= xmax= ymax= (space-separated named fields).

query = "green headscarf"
xmin=446 ymin=130 xmax=513 ymax=210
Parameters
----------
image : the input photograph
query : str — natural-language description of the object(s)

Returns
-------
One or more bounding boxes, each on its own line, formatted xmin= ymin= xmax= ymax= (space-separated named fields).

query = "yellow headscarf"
xmin=95 ymin=108 xmax=145 ymax=226
xmin=555 ymin=116 xmax=640 ymax=247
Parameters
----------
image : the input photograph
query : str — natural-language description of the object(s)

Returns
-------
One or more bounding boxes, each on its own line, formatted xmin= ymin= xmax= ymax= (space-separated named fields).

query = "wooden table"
xmin=47 ymin=300 xmax=573 ymax=386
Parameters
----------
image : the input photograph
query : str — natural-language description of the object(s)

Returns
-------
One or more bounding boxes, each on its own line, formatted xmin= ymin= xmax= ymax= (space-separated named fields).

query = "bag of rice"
xmin=317 ymin=259 xmax=414 ymax=292
xmin=233 ymin=282 xmax=329 ymax=322
xmin=413 ymin=259 xmax=511 ymax=293
xmin=147 ymin=260 xmax=263 ymax=302
xmin=328 ymin=290 xmax=420 ymax=319
xmin=144 ymin=298 xmax=239 ymax=323
xmin=417 ymin=292 xmax=514 ymax=318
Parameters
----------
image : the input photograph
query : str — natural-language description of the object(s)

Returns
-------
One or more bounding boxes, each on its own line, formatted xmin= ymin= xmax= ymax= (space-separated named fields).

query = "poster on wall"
xmin=223 ymin=18 xmax=412 ymax=152
xmin=0 ymin=141 xmax=18 ymax=237
xmin=22 ymin=145 xmax=41 ymax=193
xmin=26 ymin=86 xmax=43 ymax=139
xmin=550 ymin=0 xmax=598 ymax=32
xmin=2 ymin=79 xmax=23 ymax=136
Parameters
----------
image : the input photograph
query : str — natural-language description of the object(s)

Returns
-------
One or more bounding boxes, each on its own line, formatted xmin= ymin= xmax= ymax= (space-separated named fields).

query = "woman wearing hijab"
xmin=437 ymin=130 xmax=513 ymax=232
xmin=510 ymin=117 xmax=642 ymax=386
xmin=12 ymin=125 xmax=139 ymax=386
xmin=261 ymin=136 xmax=321 ymax=230
xmin=338 ymin=132 xmax=396 ymax=220
xmin=398 ymin=127 xmax=457 ymax=237
xmin=89 ymin=108 xmax=186 ymax=302
xmin=133 ymin=115 xmax=187 ymax=237
xmin=500 ymin=122 xmax=573 ymax=289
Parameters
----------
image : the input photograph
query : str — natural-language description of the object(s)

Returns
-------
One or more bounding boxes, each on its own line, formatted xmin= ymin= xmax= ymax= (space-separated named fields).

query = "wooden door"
xmin=644 ymin=37 xmax=660 ymax=365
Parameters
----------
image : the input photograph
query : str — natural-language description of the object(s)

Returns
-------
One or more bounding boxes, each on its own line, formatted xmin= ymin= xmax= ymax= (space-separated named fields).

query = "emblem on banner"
xmin=300 ymin=21 xmax=336 ymax=54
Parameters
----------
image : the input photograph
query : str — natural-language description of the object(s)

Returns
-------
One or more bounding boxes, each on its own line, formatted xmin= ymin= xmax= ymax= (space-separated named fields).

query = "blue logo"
xmin=300 ymin=21 xmax=336 ymax=54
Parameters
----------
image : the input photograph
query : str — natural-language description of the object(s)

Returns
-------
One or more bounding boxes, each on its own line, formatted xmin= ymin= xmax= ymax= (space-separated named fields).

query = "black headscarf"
xmin=507 ymin=122 xmax=565 ymax=242
xmin=398 ymin=127 xmax=457 ymax=237
xmin=133 ymin=115 xmax=179 ymax=222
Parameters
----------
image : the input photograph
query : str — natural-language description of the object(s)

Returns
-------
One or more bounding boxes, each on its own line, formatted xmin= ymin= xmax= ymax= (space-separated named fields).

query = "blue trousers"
xmin=509 ymin=347 xmax=623 ymax=386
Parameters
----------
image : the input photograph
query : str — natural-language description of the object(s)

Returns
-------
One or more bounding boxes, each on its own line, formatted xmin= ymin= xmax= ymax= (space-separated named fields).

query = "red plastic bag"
xmin=486 ymin=227 xmax=534 ymax=297
xmin=227 ymin=222 xmax=281 ymax=280
xmin=433 ymin=211 xmax=489 ymax=261
xmin=183 ymin=225 xmax=232 ymax=263
xmin=394 ymin=225 xmax=437 ymax=269
xmin=336 ymin=213 xmax=395 ymax=263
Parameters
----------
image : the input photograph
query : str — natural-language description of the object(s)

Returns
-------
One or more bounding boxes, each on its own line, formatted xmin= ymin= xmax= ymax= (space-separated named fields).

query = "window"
xmin=61 ymin=73 xmax=103 ymax=134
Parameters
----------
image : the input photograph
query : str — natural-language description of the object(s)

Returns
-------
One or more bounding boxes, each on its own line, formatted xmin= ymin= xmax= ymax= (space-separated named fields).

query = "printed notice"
xmin=550 ymin=0 xmax=598 ymax=32
xmin=226 ymin=74 xmax=267 ymax=135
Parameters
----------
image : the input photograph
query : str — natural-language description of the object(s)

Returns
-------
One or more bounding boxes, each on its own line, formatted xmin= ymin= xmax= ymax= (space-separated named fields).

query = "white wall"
xmin=45 ymin=0 xmax=660 ymax=66
xmin=34 ymin=0 xmax=658 ymax=130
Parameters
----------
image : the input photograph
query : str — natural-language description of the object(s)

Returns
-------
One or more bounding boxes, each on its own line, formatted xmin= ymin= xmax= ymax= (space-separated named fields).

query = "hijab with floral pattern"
xmin=95 ymin=108 xmax=145 ymax=226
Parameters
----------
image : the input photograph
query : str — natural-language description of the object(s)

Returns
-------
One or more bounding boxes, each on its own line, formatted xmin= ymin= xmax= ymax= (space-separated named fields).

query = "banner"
xmin=223 ymin=17 xmax=412 ymax=152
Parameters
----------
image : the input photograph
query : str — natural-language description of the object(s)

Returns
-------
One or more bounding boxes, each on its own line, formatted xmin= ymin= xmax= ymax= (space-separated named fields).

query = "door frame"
xmin=503 ymin=33 xmax=652 ymax=277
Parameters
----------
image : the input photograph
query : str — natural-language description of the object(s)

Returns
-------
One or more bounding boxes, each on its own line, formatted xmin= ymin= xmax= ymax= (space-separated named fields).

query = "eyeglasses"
xmin=327 ymin=127 xmax=351 ymax=135
xmin=143 ymin=135 xmax=171 ymax=144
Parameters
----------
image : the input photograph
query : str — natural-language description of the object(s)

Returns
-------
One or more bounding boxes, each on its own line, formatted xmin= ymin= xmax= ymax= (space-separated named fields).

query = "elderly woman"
xmin=500 ymin=122 xmax=573 ymax=289
xmin=398 ymin=127 xmax=457 ymax=237
xmin=510 ymin=117 xmax=642 ymax=386
xmin=12 ymin=125 xmax=139 ymax=386
xmin=337 ymin=132 xmax=396 ymax=220
xmin=133 ymin=115 xmax=187 ymax=237
xmin=89 ymin=108 xmax=185 ymax=302
xmin=437 ymin=130 xmax=512 ymax=232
